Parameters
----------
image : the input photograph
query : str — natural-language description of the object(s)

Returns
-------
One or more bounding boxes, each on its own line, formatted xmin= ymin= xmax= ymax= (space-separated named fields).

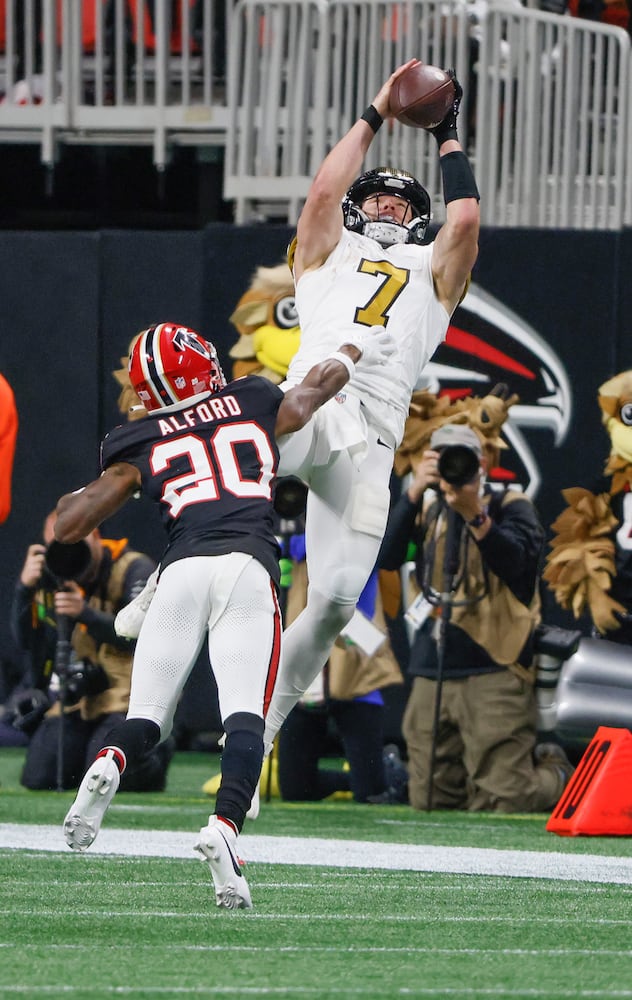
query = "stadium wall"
xmin=0 ymin=224 xmax=629 ymax=672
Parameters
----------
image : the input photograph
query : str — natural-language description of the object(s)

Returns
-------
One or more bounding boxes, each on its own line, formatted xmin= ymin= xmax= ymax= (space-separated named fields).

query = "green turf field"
xmin=1 ymin=747 xmax=632 ymax=999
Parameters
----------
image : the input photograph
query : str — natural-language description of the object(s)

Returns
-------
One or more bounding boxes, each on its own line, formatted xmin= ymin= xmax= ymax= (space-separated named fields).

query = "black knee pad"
xmin=224 ymin=712 xmax=264 ymax=739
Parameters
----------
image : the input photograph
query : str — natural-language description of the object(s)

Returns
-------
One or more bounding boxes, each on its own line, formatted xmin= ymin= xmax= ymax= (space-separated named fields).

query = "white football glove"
xmin=344 ymin=325 xmax=398 ymax=367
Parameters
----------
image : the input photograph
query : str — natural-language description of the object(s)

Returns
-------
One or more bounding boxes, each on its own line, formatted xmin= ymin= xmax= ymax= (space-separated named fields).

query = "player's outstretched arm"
xmin=293 ymin=59 xmax=421 ymax=279
xmin=276 ymin=326 xmax=396 ymax=437
xmin=426 ymin=71 xmax=480 ymax=316
xmin=54 ymin=463 xmax=141 ymax=543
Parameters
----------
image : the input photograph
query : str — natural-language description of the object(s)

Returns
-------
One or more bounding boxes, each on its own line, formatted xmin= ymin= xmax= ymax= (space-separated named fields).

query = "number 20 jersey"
xmin=100 ymin=376 xmax=286 ymax=584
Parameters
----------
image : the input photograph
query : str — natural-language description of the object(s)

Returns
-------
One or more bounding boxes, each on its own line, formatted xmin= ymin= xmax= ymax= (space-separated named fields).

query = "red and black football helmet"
xmin=128 ymin=322 xmax=226 ymax=412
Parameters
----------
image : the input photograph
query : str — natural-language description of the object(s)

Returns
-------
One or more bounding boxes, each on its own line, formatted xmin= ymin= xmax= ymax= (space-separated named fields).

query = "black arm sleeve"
xmin=77 ymin=555 xmax=156 ymax=649
xmin=77 ymin=605 xmax=122 ymax=648
xmin=476 ymin=497 xmax=544 ymax=606
xmin=377 ymin=494 xmax=420 ymax=571
xmin=120 ymin=555 xmax=157 ymax=606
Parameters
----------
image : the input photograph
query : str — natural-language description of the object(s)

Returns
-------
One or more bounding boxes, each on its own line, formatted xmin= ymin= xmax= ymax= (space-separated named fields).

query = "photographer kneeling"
xmin=378 ymin=424 xmax=574 ymax=813
xmin=10 ymin=510 xmax=172 ymax=791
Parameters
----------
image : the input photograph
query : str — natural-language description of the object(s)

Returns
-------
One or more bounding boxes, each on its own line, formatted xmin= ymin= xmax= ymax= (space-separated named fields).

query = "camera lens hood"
xmin=45 ymin=539 xmax=91 ymax=581
xmin=437 ymin=444 xmax=480 ymax=487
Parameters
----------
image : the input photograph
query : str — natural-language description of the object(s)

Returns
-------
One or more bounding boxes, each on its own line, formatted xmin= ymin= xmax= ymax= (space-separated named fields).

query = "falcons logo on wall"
xmin=425 ymin=285 xmax=571 ymax=498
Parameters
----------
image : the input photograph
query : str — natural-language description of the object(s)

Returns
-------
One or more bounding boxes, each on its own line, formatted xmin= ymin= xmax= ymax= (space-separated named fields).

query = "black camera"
xmin=5 ymin=687 xmax=51 ymax=734
xmin=273 ymin=476 xmax=308 ymax=519
xmin=533 ymin=623 xmax=582 ymax=659
xmin=62 ymin=658 xmax=110 ymax=705
xmin=437 ymin=445 xmax=481 ymax=488
xmin=44 ymin=539 xmax=92 ymax=585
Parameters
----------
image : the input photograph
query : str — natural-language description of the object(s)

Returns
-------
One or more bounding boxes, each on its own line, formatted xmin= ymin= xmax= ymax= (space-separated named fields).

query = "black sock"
xmin=215 ymin=712 xmax=264 ymax=832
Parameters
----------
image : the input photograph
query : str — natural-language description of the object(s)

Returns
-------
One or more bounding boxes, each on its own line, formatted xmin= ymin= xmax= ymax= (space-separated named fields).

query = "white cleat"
xmin=63 ymin=751 xmax=120 ymax=852
xmin=114 ymin=568 xmax=159 ymax=639
xmin=194 ymin=815 xmax=252 ymax=910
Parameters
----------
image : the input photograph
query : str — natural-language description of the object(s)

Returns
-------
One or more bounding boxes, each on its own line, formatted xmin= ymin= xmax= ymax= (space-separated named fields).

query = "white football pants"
xmin=127 ymin=553 xmax=281 ymax=740
xmin=265 ymin=422 xmax=393 ymax=746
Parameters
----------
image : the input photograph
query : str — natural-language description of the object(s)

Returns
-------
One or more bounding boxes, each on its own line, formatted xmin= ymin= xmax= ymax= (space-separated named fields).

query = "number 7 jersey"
xmin=288 ymin=227 xmax=450 ymax=447
xmin=100 ymin=376 xmax=285 ymax=584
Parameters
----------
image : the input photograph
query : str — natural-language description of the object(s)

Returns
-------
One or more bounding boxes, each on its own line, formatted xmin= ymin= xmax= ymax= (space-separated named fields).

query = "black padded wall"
xmin=1 ymin=224 xmax=631 ymax=660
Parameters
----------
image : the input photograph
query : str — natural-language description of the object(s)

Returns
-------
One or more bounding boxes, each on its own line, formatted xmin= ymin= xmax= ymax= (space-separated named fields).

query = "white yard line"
xmin=1 ymin=822 xmax=632 ymax=884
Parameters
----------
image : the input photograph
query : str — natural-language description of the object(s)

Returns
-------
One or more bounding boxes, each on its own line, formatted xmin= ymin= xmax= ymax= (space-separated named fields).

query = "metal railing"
xmin=1 ymin=0 xmax=630 ymax=227
xmin=224 ymin=0 xmax=631 ymax=228
xmin=476 ymin=3 xmax=630 ymax=228
xmin=0 ymin=0 xmax=230 ymax=168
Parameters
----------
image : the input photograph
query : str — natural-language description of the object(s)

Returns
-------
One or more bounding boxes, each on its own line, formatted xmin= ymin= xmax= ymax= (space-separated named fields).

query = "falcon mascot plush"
xmin=393 ymin=383 xmax=519 ymax=480
xmin=228 ymin=263 xmax=300 ymax=382
xmin=543 ymin=370 xmax=632 ymax=643
xmin=111 ymin=264 xmax=299 ymax=413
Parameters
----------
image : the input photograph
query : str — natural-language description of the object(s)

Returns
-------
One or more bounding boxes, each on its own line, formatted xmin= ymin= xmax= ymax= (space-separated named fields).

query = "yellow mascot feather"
xmin=112 ymin=333 xmax=146 ymax=422
xmin=228 ymin=263 xmax=300 ymax=382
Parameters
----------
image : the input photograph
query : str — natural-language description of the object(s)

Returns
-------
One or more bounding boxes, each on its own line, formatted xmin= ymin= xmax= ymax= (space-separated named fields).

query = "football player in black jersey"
xmin=54 ymin=320 xmax=395 ymax=909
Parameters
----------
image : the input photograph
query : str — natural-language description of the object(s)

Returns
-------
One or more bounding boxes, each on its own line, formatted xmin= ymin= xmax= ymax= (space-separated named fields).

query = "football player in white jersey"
xmin=54 ymin=320 xmax=394 ymax=910
xmin=263 ymin=58 xmax=480 ymax=749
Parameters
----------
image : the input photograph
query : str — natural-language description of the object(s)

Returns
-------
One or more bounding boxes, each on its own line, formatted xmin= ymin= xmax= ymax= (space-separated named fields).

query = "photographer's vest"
xmin=420 ymin=489 xmax=541 ymax=678
xmin=72 ymin=542 xmax=141 ymax=720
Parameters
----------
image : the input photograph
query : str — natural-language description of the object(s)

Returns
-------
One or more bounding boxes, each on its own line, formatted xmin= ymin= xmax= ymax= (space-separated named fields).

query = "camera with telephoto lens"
xmin=533 ymin=623 xmax=582 ymax=732
xmin=273 ymin=475 xmax=308 ymax=520
xmin=62 ymin=658 xmax=110 ymax=705
xmin=44 ymin=539 xmax=92 ymax=586
xmin=43 ymin=539 xmax=110 ymax=703
xmin=533 ymin=623 xmax=582 ymax=659
xmin=437 ymin=444 xmax=481 ymax=488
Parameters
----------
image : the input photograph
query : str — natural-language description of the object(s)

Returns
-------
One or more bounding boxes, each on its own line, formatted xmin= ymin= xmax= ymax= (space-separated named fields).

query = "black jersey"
xmin=101 ymin=376 xmax=286 ymax=584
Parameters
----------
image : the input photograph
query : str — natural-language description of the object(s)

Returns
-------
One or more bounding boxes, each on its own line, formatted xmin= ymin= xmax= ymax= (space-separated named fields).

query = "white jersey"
xmin=287 ymin=227 xmax=450 ymax=446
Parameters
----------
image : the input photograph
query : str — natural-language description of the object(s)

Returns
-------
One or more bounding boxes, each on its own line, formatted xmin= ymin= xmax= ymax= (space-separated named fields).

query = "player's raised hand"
xmin=427 ymin=69 xmax=463 ymax=146
xmin=371 ymin=58 xmax=421 ymax=120
xmin=344 ymin=325 xmax=398 ymax=366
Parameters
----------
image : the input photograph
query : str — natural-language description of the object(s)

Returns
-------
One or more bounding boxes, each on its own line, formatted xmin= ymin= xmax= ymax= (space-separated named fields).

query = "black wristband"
xmin=440 ymin=151 xmax=480 ymax=204
xmin=360 ymin=105 xmax=383 ymax=134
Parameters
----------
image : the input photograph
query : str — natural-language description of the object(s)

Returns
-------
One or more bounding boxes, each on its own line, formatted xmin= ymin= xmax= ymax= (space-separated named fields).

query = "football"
xmin=389 ymin=63 xmax=456 ymax=130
